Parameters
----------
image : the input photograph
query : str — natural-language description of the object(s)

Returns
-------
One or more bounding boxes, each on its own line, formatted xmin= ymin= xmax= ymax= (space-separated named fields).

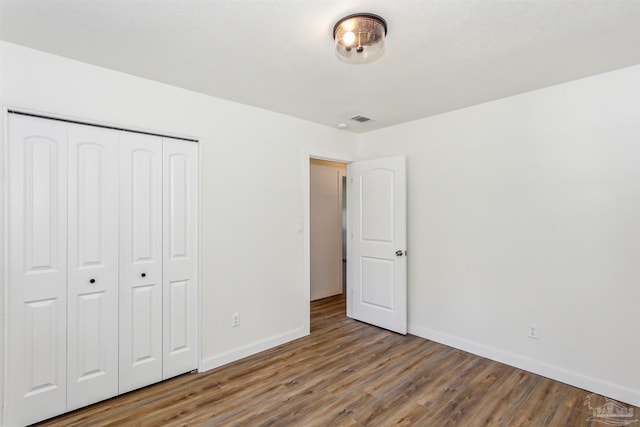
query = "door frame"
xmin=303 ymin=153 xmax=353 ymax=335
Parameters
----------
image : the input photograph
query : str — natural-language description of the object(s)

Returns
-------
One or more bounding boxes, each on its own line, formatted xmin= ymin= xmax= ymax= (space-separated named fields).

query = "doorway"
xmin=309 ymin=159 xmax=347 ymax=301
xmin=305 ymin=155 xmax=408 ymax=335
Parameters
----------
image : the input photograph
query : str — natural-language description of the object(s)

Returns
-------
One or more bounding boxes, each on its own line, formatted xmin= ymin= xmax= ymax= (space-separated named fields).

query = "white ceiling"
xmin=1 ymin=0 xmax=639 ymax=133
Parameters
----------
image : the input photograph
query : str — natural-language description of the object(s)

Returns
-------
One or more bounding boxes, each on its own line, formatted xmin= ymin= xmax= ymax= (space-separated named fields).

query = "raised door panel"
xmin=6 ymin=114 xmax=68 ymax=426
xmin=119 ymin=132 xmax=163 ymax=393
xmin=66 ymin=124 xmax=119 ymax=409
xmin=162 ymin=139 xmax=198 ymax=379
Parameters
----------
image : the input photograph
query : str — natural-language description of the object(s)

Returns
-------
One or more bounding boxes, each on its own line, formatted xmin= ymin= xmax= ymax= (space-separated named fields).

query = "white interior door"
xmin=119 ymin=132 xmax=163 ymax=393
xmin=162 ymin=138 xmax=199 ymax=378
xmin=66 ymin=124 xmax=119 ymax=409
xmin=347 ymin=156 xmax=407 ymax=334
xmin=6 ymin=114 xmax=68 ymax=426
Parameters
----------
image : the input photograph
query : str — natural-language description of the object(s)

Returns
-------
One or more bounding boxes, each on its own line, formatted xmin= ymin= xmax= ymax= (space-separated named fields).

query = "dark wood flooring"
xmin=36 ymin=294 xmax=637 ymax=426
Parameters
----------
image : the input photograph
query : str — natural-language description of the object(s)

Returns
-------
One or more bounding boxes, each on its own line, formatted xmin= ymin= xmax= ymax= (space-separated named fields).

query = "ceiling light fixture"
xmin=333 ymin=13 xmax=387 ymax=64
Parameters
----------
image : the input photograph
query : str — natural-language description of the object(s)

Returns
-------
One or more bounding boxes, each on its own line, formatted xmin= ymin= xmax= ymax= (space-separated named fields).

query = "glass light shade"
xmin=333 ymin=13 xmax=387 ymax=64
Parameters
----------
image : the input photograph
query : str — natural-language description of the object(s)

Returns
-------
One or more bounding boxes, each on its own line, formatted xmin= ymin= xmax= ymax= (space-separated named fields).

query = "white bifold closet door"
xmin=119 ymin=135 xmax=199 ymax=388
xmin=162 ymin=139 xmax=199 ymax=379
xmin=66 ymin=124 xmax=120 ymax=409
xmin=5 ymin=113 xmax=199 ymax=425
xmin=6 ymin=115 xmax=69 ymax=427
xmin=119 ymin=132 xmax=163 ymax=393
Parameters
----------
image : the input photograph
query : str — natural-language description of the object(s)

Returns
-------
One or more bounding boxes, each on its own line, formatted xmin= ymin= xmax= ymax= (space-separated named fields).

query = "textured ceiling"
xmin=1 ymin=0 xmax=640 ymax=133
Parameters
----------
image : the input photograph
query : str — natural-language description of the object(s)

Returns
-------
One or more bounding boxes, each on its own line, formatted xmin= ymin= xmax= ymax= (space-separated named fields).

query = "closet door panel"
xmin=163 ymin=139 xmax=198 ymax=378
xmin=66 ymin=124 xmax=119 ymax=409
xmin=119 ymin=132 xmax=163 ymax=393
xmin=6 ymin=115 xmax=68 ymax=426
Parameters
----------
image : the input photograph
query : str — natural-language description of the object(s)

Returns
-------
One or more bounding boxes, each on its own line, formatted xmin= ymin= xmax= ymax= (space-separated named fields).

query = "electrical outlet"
xmin=232 ymin=313 xmax=240 ymax=327
xmin=528 ymin=324 xmax=538 ymax=339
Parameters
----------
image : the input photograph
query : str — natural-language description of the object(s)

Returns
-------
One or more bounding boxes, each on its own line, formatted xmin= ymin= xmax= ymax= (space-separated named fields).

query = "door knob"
xmin=141 ymin=273 xmax=146 ymax=278
xmin=89 ymin=278 xmax=96 ymax=284
xmin=395 ymin=250 xmax=404 ymax=256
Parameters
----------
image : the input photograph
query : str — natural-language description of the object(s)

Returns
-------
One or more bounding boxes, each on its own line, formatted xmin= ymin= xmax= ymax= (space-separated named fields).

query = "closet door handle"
xmin=89 ymin=278 xmax=96 ymax=284
xmin=141 ymin=273 xmax=146 ymax=278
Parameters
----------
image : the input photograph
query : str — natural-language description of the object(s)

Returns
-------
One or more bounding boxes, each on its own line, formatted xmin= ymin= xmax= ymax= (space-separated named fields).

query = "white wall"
xmin=358 ymin=64 xmax=640 ymax=405
xmin=0 ymin=41 xmax=359 ymax=409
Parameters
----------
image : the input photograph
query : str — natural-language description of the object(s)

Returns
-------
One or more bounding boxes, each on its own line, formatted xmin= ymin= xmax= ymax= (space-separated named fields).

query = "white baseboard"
xmin=199 ymin=328 xmax=308 ymax=373
xmin=197 ymin=322 xmax=639 ymax=407
xmin=408 ymin=323 xmax=640 ymax=408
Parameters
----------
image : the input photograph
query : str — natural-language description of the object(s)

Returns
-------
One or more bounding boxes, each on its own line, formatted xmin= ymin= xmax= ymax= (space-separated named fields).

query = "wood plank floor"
xmin=36 ymin=294 xmax=637 ymax=426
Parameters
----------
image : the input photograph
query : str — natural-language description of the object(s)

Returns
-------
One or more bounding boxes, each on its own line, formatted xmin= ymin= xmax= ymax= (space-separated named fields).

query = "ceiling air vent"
xmin=350 ymin=114 xmax=372 ymax=123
